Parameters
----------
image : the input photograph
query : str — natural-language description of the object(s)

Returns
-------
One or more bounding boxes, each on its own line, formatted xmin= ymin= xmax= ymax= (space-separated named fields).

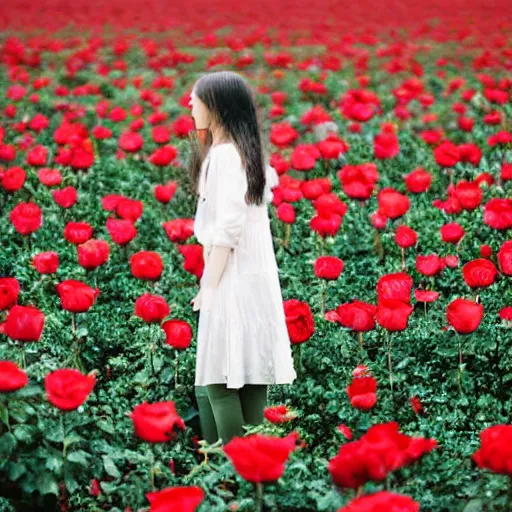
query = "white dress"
xmin=193 ymin=142 xmax=297 ymax=389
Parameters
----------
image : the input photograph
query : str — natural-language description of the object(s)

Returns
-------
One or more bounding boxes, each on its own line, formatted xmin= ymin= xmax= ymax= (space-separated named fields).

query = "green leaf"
xmin=100 ymin=481 xmax=118 ymax=495
xmin=7 ymin=462 xmax=26 ymax=481
xmin=36 ymin=472 xmax=59 ymax=496
xmin=97 ymin=420 xmax=115 ymax=435
xmin=64 ymin=434 xmax=82 ymax=449
xmin=463 ymin=499 xmax=483 ymax=512
xmin=0 ymin=405 xmax=8 ymax=427
xmin=45 ymin=455 xmax=63 ymax=473
xmin=67 ymin=450 xmax=90 ymax=466
xmin=64 ymin=472 xmax=79 ymax=494
xmin=0 ymin=433 xmax=17 ymax=456
xmin=14 ymin=425 xmax=35 ymax=443
xmin=102 ymin=455 xmax=121 ymax=479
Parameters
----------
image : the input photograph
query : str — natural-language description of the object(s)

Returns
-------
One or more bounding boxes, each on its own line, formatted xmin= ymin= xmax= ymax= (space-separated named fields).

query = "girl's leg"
xmin=239 ymin=384 xmax=268 ymax=425
xmin=206 ymin=383 xmax=245 ymax=444
xmin=194 ymin=385 xmax=218 ymax=444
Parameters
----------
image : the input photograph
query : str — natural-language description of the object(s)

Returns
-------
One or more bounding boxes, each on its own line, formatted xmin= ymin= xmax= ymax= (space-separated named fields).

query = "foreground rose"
xmin=44 ymin=368 xmax=96 ymax=410
xmin=223 ymin=431 xmax=301 ymax=482
xmin=135 ymin=293 xmax=170 ymax=323
xmin=10 ymin=202 xmax=42 ymax=235
xmin=130 ymin=401 xmax=186 ymax=442
xmin=0 ymin=361 xmax=28 ymax=392
xmin=446 ymin=298 xmax=484 ymax=333
xmin=162 ymin=319 xmax=192 ymax=349
xmin=346 ymin=374 xmax=377 ymax=410
xmin=329 ymin=422 xmax=437 ymax=489
xmin=283 ymin=299 xmax=315 ymax=344
xmin=0 ymin=277 xmax=20 ymax=310
xmin=130 ymin=251 xmax=164 ymax=280
xmin=0 ymin=305 xmax=45 ymax=342
xmin=472 ymin=425 xmax=512 ymax=476
xmin=145 ymin=486 xmax=204 ymax=512
xmin=56 ymin=280 xmax=100 ymax=313
xmin=264 ymin=405 xmax=298 ymax=424
xmin=338 ymin=491 xmax=420 ymax=512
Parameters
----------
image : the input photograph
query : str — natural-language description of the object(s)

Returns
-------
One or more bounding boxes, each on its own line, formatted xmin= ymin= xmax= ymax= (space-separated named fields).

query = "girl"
xmin=188 ymin=70 xmax=297 ymax=445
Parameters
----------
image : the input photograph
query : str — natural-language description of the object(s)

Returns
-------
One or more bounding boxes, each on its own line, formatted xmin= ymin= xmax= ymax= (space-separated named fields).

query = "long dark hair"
xmin=187 ymin=70 xmax=267 ymax=206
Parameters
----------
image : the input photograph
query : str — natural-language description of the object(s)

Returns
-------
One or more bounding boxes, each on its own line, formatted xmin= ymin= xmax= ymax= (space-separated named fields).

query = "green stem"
xmin=255 ymin=482 xmax=263 ymax=512
xmin=320 ymin=280 xmax=327 ymax=317
xmin=387 ymin=331 xmax=394 ymax=399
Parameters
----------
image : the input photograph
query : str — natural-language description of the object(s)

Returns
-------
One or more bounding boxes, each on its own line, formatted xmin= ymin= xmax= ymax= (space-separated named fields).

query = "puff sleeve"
xmin=209 ymin=144 xmax=248 ymax=249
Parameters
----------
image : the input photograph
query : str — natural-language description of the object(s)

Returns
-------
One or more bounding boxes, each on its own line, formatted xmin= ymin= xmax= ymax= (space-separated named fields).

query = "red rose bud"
xmin=162 ymin=319 xmax=192 ymax=349
xmin=44 ymin=368 xmax=96 ymax=410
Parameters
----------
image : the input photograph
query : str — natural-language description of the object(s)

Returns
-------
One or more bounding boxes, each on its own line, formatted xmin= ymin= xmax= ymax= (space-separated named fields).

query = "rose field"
xmin=2 ymin=1 xmax=512 ymax=511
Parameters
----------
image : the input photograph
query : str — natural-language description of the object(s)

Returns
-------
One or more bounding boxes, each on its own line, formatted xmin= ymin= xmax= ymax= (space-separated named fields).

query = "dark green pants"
xmin=194 ymin=384 xmax=268 ymax=445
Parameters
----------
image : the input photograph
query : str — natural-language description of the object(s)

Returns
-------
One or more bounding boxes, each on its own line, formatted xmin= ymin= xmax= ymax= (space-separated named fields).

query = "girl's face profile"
xmin=189 ymin=89 xmax=210 ymax=130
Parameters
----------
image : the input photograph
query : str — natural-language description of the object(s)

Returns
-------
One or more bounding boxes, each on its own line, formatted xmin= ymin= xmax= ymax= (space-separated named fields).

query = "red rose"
xmin=338 ymin=491 xmax=420 ymax=512
xmin=283 ymin=299 xmax=315 ymax=344
xmin=263 ymin=405 xmax=297 ymax=424
xmin=480 ymin=244 xmax=493 ymax=258
xmin=0 ymin=277 xmax=20 ymax=310
xmin=56 ymin=280 xmax=100 ymax=313
xmin=44 ymin=368 xmax=96 ymax=410
xmin=162 ymin=319 xmax=192 ymax=350
xmin=453 ymin=181 xmax=482 ymax=210
xmin=78 ymin=239 xmax=110 ymax=270
xmin=0 ymin=361 xmax=28 ymax=392
xmin=497 ymin=240 xmax=512 ymax=275
xmin=377 ymin=188 xmax=410 ymax=219
xmin=37 ymin=168 xmax=62 ymax=187
xmin=414 ymin=290 xmax=439 ymax=303
xmin=376 ymin=273 xmax=413 ymax=303
xmin=290 ymin=144 xmax=320 ymax=171
xmin=395 ymin=225 xmax=418 ymax=248
xmin=0 ymin=305 xmax=44 ymax=341
xmin=473 ymin=425 xmax=512 ymax=476
xmin=336 ymin=300 xmax=377 ymax=332
xmin=53 ymin=186 xmax=78 ymax=208
xmin=338 ymin=163 xmax=379 ymax=200
xmin=484 ymin=199 xmax=512 ymax=230
xmin=176 ymin=244 xmax=204 ymax=281
xmin=434 ymin=140 xmax=460 ymax=167
xmin=314 ymin=256 xmax=344 ymax=280
xmin=116 ymin=198 xmax=143 ymax=222
xmin=416 ymin=254 xmax=443 ymax=276
xmin=440 ymin=223 xmax=465 ymax=244
xmin=346 ymin=375 xmax=377 ymax=410
xmin=162 ymin=219 xmax=194 ymax=243
xmin=270 ymin=122 xmax=299 ymax=148
xmin=446 ymin=298 xmax=484 ymax=334
xmin=328 ymin=422 xmax=436 ymax=490
xmin=32 ymin=252 xmax=59 ymax=274
xmin=145 ymin=486 xmax=204 ymax=512
xmin=26 ymin=144 xmax=48 ymax=166
xmin=64 ymin=221 xmax=93 ymax=245
xmin=223 ymin=432 xmax=300 ymax=482
xmin=149 ymin=145 xmax=178 ymax=166
xmin=118 ymin=132 xmax=143 ymax=153
xmin=130 ymin=401 xmax=186 ymax=442
xmin=462 ymin=259 xmax=498 ymax=288
xmin=404 ymin=167 xmax=432 ymax=193
xmin=374 ymin=132 xmax=399 ymax=159
xmin=154 ymin=181 xmax=177 ymax=203
xmin=135 ymin=293 xmax=170 ymax=323
xmin=130 ymin=251 xmax=164 ymax=280
xmin=376 ymin=298 xmax=414 ymax=331
xmin=1 ymin=166 xmax=26 ymax=192
xmin=10 ymin=202 xmax=42 ymax=235
xmin=106 ymin=218 xmax=137 ymax=246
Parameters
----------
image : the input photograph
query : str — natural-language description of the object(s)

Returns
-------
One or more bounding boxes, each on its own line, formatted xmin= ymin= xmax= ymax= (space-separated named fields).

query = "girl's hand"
xmin=190 ymin=290 xmax=201 ymax=311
